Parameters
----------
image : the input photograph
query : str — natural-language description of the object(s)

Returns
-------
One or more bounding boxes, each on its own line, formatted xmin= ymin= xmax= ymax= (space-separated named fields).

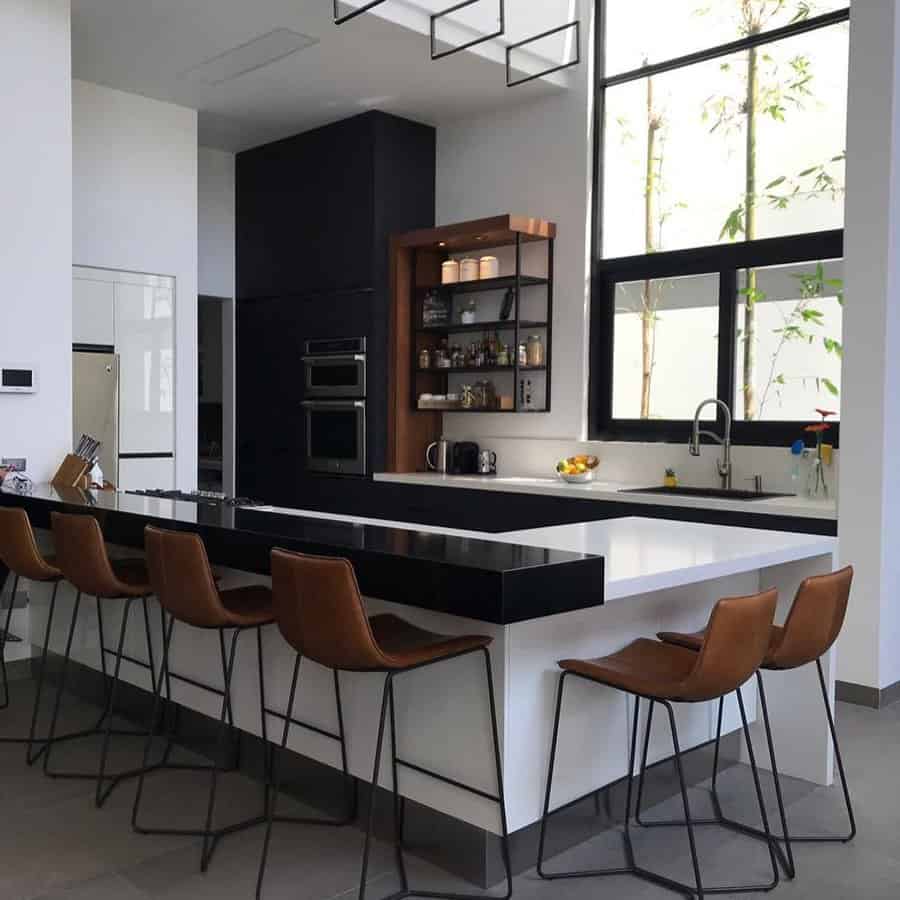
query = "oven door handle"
xmin=301 ymin=354 xmax=366 ymax=363
xmin=301 ymin=400 xmax=366 ymax=409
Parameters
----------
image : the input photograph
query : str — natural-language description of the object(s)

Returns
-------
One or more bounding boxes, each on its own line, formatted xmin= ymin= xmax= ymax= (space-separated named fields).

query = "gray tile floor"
xmin=1 ymin=677 xmax=898 ymax=900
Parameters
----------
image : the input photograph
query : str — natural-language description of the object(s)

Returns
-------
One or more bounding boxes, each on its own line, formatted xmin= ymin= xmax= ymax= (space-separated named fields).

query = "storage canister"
xmin=441 ymin=260 xmax=460 ymax=284
xmin=479 ymin=256 xmax=499 ymax=279
xmin=460 ymin=258 xmax=479 ymax=281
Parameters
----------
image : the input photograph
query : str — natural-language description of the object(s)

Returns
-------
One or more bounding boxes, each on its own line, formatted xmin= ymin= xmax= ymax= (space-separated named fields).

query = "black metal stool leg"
xmin=735 ymin=688 xmax=779 ymax=891
xmin=633 ymin=689 xmax=785 ymax=892
xmin=200 ymin=628 xmax=240 ymax=872
xmin=24 ymin=581 xmax=60 ymax=762
xmin=133 ymin=617 xmax=293 ymax=875
xmin=369 ymin=648 xmax=514 ymax=900
xmin=663 ymin=700 xmax=705 ymax=899
xmin=335 ymin=668 xmax=359 ymax=822
xmin=753 ymin=672 xmax=795 ymax=876
xmin=158 ymin=604 xmax=177 ymax=763
xmin=257 ymin=625 xmax=271 ymax=812
xmin=711 ymin=696 xmax=725 ymax=794
xmin=537 ymin=670 xmax=569 ymax=878
xmin=132 ymin=612 xmax=174 ymax=832
xmin=0 ymin=573 xmax=18 ymax=710
xmin=538 ymin=681 xmax=639 ymax=884
xmin=482 ymin=646 xmax=513 ymax=900
xmin=693 ymin=663 xmax=850 ymax=864
xmin=40 ymin=591 xmax=162 ymax=801
xmin=95 ymin=597 xmax=134 ymax=807
xmin=817 ymin=657 xmax=856 ymax=841
xmin=358 ymin=674 xmax=393 ymax=900
xmin=387 ymin=678 xmax=410 ymax=896
xmin=219 ymin=629 xmax=240 ymax=770
xmin=256 ymin=652 xmax=301 ymax=900
xmin=42 ymin=590 xmax=83 ymax=774
xmin=765 ymin=658 xmax=854 ymax=844
xmin=255 ymin=653 xmax=355 ymax=900
xmin=634 ymin=697 xmax=655 ymax=826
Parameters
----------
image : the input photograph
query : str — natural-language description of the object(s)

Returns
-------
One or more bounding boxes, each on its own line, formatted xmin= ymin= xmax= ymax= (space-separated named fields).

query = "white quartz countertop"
xmin=253 ymin=505 xmax=836 ymax=602
xmin=373 ymin=472 xmax=838 ymax=521
xmin=493 ymin=518 xmax=836 ymax=601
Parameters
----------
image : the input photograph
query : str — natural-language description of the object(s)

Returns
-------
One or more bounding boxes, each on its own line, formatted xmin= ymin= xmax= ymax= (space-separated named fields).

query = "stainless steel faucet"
xmin=689 ymin=398 xmax=733 ymax=490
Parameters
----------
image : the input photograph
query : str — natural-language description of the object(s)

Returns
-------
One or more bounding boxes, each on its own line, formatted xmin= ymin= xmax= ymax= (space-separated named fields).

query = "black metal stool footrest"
xmin=42 ymin=724 xmax=152 ymax=780
xmin=135 ymin=813 xmax=268 ymax=871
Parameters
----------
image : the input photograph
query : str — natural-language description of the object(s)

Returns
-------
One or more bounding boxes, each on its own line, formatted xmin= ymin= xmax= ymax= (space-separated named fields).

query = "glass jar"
xmin=418 ymin=348 xmax=431 ymax=370
xmin=526 ymin=334 xmax=544 ymax=368
xmin=518 ymin=342 xmax=528 ymax=367
xmin=475 ymin=380 xmax=496 ymax=409
xmin=460 ymin=297 xmax=477 ymax=325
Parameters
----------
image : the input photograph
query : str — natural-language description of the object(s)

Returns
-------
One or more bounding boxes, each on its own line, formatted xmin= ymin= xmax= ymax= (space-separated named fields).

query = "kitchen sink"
xmin=620 ymin=486 xmax=795 ymax=501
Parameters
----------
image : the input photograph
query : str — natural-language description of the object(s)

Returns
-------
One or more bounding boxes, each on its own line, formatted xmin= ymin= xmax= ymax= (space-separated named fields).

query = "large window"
xmin=590 ymin=1 xmax=850 ymax=444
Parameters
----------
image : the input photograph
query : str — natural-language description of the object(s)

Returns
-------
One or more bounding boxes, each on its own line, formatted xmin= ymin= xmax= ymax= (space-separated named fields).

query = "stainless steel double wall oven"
xmin=301 ymin=337 xmax=367 ymax=476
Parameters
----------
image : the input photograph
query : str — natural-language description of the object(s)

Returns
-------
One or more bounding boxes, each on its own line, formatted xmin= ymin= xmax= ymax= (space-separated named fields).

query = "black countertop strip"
xmin=0 ymin=486 xmax=604 ymax=625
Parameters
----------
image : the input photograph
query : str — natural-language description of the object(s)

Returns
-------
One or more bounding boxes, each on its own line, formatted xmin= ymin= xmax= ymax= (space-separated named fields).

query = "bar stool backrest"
xmin=768 ymin=565 xmax=853 ymax=670
xmin=0 ymin=507 xmax=59 ymax=581
xmin=270 ymin=548 xmax=389 ymax=671
xmin=50 ymin=512 xmax=124 ymax=596
xmin=144 ymin=526 xmax=229 ymax=628
xmin=679 ymin=588 xmax=778 ymax=702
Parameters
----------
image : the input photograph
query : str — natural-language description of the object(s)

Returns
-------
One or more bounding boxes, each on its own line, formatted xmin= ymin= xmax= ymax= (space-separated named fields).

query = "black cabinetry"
xmin=236 ymin=111 xmax=435 ymax=503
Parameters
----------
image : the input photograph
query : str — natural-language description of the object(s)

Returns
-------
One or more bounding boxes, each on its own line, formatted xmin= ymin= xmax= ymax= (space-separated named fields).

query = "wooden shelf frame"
xmin=388 ymin=214 xmax=556 ymax=473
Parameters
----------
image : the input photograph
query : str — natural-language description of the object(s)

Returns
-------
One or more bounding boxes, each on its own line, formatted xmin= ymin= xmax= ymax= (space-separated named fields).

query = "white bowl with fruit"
xmin=556 ymin=455 xmax=599 ymax=483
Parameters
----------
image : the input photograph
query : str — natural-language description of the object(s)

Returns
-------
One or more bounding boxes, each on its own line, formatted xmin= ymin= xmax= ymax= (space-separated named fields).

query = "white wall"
xmin=73 ymin=80 xmax=198 ymax=490
xmin=198 ymin=146 xmax=236 ymax=494
xmin=436 ymin=0 xmax=593 ymax=443
xmin=839 ymin=0 xmax=900 ymax=691
xmin=198 ymin=147 xmax=235 ymax=299
xmin=0 ymin=0 xmax=72 ymax=481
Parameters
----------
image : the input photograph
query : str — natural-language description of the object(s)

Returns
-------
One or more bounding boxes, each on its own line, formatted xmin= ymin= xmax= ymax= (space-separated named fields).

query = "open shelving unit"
xmin=387 ymin=214 xmax=556 ymax=472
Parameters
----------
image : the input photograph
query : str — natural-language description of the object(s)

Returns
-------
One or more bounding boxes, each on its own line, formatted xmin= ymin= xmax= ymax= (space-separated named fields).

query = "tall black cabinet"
xmin=235 ymin=111 xmax=435 ymax=505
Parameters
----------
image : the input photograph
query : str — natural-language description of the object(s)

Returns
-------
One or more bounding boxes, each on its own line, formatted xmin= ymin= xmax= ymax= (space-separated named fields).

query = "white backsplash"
xmin=447 ymin=437 xmax=840 ymax=500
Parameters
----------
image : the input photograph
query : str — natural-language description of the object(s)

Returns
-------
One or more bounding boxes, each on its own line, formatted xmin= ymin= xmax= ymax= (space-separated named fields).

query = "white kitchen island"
xmin=19 ymin=501 xmax=836 ymax=841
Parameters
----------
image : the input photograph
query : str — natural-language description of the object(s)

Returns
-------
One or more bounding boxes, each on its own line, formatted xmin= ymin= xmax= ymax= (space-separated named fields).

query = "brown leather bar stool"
xmin=655 ymin=566 xmax=855 ymax=879
xmin=538 ymin=588 xmax=780 ymax=899
xmin=256 ymin=549 xmax=512 ymax=900
xmin=43 ymin=512 xmax=162 ymax=807
xmin=134 ymin=525 xmax=276 ymax=873
xmin=0 ymin=507 xmax=65 ymax=762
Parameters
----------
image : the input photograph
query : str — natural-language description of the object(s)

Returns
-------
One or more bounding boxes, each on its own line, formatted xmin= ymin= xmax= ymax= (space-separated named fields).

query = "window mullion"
xmin=717 ymin=268 xmax=738 ymax=426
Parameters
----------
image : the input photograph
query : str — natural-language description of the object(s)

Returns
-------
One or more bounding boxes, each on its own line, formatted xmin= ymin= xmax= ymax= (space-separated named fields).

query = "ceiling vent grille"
xmin=179 ymin=29 xmax=319 ymax=85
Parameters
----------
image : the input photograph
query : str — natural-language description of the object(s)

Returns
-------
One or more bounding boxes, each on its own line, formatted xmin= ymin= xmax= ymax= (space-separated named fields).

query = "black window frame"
xmin=589 ymin=3 xmax=850 ymax=448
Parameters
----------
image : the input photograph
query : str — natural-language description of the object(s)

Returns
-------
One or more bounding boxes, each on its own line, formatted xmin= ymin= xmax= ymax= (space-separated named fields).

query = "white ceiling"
xmin=70 ymin=0 xmax=566 ymax=152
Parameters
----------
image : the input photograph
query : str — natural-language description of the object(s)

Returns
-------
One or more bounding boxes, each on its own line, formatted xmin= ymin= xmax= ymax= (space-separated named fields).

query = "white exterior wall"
xmin=839 ymin=0 xmax=900 ymax=691
xmin=73 ymin=80 xmax=199 ymax=491
xmin=0 ymin=0 xmax=73 ymax=481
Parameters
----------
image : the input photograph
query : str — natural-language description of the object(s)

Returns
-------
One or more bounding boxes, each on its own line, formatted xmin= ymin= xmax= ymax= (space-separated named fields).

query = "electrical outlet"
xmin=1 ymin=457 xmax=26 ymax=472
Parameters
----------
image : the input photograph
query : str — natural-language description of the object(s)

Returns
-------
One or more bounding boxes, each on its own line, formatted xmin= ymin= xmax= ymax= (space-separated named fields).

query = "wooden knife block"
xmin=52 ymin=454 xmax=90 ymax=489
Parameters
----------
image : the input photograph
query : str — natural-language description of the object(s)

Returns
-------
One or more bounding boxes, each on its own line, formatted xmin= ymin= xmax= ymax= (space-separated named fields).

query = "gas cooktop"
xmin=127 ymin=489 xmax=259 ymax=508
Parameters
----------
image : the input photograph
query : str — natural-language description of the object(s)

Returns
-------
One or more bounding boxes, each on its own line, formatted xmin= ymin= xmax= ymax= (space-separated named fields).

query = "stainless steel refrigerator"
xmin=72 ymin=351 xmax=119 ymax=486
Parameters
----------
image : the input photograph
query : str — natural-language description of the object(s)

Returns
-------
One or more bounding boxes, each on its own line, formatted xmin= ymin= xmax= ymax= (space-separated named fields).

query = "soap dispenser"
xmin=789 ymin=440 xmax=805 ymax=495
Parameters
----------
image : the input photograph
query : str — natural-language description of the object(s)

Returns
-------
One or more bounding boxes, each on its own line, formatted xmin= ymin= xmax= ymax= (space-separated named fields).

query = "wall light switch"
xmin=1 ymin=458 xmax=26 ymax=472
